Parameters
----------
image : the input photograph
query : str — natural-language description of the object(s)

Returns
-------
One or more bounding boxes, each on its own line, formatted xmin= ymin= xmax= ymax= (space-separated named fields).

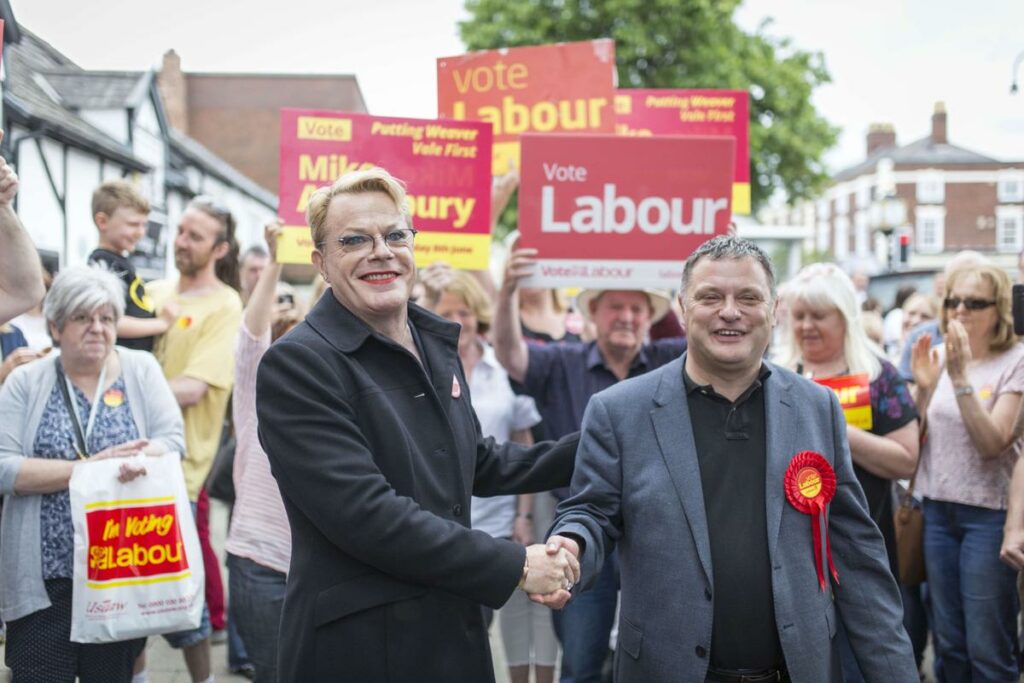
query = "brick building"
xmin=763 ymin=103 xmax=1024 ymax=273
xmin=157 ymin=51 xmax=368 ymax=194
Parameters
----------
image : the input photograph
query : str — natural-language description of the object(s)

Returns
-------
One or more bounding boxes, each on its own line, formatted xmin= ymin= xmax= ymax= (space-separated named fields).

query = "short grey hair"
xmin=680 ymin=235 xmax=776 ymax=299
xmin=43 ymin=264 xmax=126 ymax=331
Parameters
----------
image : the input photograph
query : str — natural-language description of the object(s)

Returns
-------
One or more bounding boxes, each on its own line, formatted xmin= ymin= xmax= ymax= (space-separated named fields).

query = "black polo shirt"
xmin=683 ymin=363 xmax=782 ymax=671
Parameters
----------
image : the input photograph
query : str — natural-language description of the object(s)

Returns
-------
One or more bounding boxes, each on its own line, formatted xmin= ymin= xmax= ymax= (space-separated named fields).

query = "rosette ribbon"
xmin=784 ymin=451 xmax=839 ymax=591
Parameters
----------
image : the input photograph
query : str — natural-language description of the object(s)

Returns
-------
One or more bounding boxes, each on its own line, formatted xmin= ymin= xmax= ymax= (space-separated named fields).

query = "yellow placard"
xmin=277 ymin=225 xmax=315 ymax=265
xmin=843 ymin=404 xmax=873 ymax=431
xmin=732 ymin=182 xmax=751 ymax=216
xmin=413 ymin=231 xmax=491 ymax=270
xmin=296 ymin=116 xmax=352 ymax=142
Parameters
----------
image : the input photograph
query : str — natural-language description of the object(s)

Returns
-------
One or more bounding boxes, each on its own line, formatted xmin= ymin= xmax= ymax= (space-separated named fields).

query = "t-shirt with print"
xmin=148 ymin=279 xmax=242 ymax=501
xmin=89 ymin=248 xmax=156 ymax=352
xmin=918 ymin=342 xmax=1024 ymax=510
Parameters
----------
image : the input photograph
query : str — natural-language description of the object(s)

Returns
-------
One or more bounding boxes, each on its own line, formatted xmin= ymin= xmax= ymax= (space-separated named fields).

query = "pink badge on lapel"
xmin=452 ymin=375 xmax=461 ymax=398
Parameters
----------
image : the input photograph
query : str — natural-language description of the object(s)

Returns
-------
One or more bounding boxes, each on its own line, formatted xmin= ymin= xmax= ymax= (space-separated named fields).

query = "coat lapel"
xmin=650 ymin=358 xmax=713 ymax=584
xmin=764 ymin=363 xmax=795 ymax=560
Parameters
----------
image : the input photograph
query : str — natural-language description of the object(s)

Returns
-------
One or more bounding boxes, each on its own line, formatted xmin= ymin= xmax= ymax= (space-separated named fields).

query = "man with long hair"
xmin=147 ymin=195 xmax=242 ymax=683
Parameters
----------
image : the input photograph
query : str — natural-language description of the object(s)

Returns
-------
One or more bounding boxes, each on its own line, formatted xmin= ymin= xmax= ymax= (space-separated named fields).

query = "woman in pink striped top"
xmin=224 ymin=222 xmax=303 ymax=683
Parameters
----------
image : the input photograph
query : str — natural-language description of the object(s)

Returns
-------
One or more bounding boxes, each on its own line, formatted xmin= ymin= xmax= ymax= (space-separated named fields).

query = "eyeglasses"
xmin=943 ymin=297 xmax=996 ymax=311
xmin=319 ymin=228 xmax=418 ymax=254
xmin=67 ymin=312 xmax=116 ymax=327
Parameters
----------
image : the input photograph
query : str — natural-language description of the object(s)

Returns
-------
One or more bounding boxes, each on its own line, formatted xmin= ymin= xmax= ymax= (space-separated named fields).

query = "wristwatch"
xmin=954 ymin=385 xmax=974 ymax=397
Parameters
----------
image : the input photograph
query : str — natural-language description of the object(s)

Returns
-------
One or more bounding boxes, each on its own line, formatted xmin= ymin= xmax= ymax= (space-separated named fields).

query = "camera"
xmin=277 ymin=293 xmax=295 ymax=305
xmin=1014 ymin=284 xmax=1024 ymax=336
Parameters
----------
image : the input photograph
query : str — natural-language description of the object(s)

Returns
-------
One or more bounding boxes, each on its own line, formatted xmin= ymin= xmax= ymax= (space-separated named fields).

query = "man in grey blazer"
xmin=548 ymin=236 xmax=917 ymax=683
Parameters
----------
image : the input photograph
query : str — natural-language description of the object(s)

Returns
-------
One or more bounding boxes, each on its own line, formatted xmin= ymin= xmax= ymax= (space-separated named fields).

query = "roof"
xmin=3 ymin=28 xmax=149 ymax=170
xmin=40 ymin=69 xmax=152 ymax=110
xmin=834 ymin=135 xmax=1002 ymax=183
xmin=168 ymin=129 xmax=277 ymax=209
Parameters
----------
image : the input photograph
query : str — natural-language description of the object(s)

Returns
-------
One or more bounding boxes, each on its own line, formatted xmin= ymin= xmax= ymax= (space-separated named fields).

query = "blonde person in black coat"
xmin=256 ymin=168 xmax=580 ymax=682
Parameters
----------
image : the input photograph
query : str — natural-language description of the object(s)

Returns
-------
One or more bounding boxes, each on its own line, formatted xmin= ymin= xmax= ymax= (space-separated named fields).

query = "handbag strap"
xmin=55 ymin=357 xmax=89 ymax=460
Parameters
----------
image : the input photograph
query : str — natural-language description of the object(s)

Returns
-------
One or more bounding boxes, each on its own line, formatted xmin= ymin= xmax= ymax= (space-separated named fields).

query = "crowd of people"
xmin=0 ymin=140 xmax=1022 ymax=683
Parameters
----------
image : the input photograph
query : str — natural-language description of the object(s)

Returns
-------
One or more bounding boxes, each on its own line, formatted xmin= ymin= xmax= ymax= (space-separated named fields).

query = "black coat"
xmin=256 ymin=292 xmax=577 ymax=682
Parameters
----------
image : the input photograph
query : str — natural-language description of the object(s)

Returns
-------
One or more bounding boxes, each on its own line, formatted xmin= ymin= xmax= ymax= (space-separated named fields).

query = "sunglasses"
xmin=943 ymin=297 xmax=996 ymax=311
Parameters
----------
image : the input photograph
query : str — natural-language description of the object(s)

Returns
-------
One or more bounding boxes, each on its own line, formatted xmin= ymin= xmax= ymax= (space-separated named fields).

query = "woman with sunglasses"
xmin=911 ymin=262 xmax=1024 ymax=681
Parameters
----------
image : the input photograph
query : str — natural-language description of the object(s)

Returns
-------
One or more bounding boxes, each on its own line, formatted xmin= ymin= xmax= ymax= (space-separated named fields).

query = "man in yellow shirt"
xmin=149 ymin=195 xmax=242 ymax=683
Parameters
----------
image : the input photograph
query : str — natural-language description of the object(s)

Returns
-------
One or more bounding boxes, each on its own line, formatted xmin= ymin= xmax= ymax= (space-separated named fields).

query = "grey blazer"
xmin=552 ymin=356 xmax=917 ymax=683
xmin=0 ymin=347 xmax=185 ymax=622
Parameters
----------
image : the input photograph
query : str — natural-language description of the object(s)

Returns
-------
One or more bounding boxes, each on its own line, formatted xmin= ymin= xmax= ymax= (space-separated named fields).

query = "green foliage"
xmin=460 ymin=0 xmax=838 ymax=211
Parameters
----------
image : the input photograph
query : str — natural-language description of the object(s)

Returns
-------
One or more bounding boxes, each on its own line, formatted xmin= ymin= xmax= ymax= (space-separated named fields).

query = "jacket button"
xmin=695 ymin=645 xmax=707 ymax=658
xmin=704 ymin=587 xmax=712 ymax=601
xmin=452 ymin=504 xmax=463 ymax=516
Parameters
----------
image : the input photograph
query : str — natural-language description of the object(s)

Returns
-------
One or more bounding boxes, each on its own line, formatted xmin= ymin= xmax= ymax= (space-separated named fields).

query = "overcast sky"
xmin=13 ymin=0 xmax=1024 ymax=179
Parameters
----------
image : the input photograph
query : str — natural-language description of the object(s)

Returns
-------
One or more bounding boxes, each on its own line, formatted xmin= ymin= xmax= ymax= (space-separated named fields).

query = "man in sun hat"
xmin=493 ymin=247 xmax=685 ymax=683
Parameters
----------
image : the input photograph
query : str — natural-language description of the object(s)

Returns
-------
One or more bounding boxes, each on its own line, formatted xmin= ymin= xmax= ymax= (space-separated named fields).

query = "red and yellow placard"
xmin=813 ymin=373 xmax=872 ymax=430
xmin=517 ymin=133 xmax=734 ymax=290
xmin=614 ymin=89 xmax=751 ymax=214
xmin=784 ymin=451 xmax=839 ymax=591
xmin=278 ymin=109 xmax=493 ymax=269
xmin=85 ymin=501 xmax=190 ymax=586
xmin=437 ymin=40 xmax=616 ymax=175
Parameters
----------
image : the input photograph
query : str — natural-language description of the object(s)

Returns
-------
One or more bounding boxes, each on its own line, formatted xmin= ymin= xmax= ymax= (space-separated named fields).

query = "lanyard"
xmin=55 ymin=357 xmax=107 ymax=459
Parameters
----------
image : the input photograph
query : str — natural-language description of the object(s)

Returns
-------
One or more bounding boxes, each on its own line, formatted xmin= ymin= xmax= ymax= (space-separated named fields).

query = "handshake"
xmin=517 ymin=535 xmax=580 ymax=610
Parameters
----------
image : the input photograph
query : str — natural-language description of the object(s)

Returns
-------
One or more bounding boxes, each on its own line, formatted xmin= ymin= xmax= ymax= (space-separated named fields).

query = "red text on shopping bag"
xmin=517 ymin=133 xmax=734 ymax=289
xmin=814 ymin=374 xmax=873 ymax=430
xmin=86 ymin=502 xmax=190 ymax=582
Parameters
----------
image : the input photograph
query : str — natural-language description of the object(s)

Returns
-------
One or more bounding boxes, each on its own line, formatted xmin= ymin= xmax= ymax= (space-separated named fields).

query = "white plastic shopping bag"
xmin=69 ymin=452 xmax=204 ymax=643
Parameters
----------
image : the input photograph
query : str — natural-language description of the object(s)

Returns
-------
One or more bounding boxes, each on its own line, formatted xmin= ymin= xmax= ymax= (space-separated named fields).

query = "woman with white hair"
xmin=775 ymin=263 xmax=920 ymax=682
xmin=777 ymin=263 xmax=920 ymax=568
xmin=0 ymin=265 xmax=184 ymax=682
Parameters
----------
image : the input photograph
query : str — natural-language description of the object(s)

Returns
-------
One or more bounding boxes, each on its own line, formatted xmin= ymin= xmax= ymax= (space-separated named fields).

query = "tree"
xmin=460 ymin=0 xmax=838 ymax=212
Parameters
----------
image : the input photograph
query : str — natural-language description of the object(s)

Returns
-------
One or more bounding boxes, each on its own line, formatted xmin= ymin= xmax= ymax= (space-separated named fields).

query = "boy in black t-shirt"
xmin=87 ymin=181 xmax=177 ymax=351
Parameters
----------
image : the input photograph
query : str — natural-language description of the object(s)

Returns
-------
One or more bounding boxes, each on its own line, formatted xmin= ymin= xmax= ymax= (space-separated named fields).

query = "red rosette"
xmin=784 ymin=451 xmax=839 ymax=591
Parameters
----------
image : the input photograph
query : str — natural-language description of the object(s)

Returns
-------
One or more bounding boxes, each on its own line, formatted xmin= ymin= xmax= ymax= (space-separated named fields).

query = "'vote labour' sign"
xmin=517 ymin=133 xmax=734 ymax=290
xmin=277 ymin=109 xmax=493 ymax=269
xmin=813 ymin=374 xmax=873 ymax=430
xmin=615 ymin=89 xmax=751 ymax=214
xmin=437 ymin=40 xmax=616 ymax=176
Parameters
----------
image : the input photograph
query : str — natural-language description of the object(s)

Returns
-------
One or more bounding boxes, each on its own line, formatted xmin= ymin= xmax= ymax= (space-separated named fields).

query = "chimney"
xmin=931 ymin=101 xmax=947 ymax=145
xmin=157 ymin=50 xmax=188 ymax=134
xmin=866 ymin=123 xmax=896 ymax=156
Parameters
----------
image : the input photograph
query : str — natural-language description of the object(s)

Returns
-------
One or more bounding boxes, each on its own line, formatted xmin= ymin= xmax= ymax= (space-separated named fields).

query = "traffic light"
xmin=894 ymin=231 xmax=911 ymax=269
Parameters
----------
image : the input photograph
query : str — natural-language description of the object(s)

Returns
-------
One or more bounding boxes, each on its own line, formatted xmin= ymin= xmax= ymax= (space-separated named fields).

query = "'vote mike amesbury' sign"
xmin=615 ymin=89 xmax=751 ymax=214
xmin=437 ymin=39 xmax=616 ymax=176
xmin=517 ymin=133 xmax=735 ymax=290
xmin=277 ymin=109 xmax=493 ymax=269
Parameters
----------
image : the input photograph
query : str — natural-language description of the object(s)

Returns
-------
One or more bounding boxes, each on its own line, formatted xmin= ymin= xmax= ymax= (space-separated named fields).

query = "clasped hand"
xmin=518 ymin=535 xmax=580 ymax=610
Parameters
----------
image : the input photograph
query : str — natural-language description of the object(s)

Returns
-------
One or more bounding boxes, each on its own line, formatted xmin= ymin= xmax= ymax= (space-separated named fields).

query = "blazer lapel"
xmin=651 ymin=358 xmax=713 ymax=585
xmin=764 ymin=363 xmax=795 ymax=560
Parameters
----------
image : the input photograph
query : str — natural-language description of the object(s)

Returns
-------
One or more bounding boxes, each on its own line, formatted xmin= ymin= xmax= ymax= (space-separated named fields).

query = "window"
xmin=854 ymin=211 xmax=869 ymax=257
xmin=916 ymin=170 xmax=945 ymax=204
xmin=995 ymin=206 xmax=1024 ymax=253
xmin=855 ymin=180 xmax=871 ymax=209
xmin=998 ymin=171 xmax=1024 ymax=203
xmin=816 ymin=199 xmax=830 ymax=221
xmin=834 ymin=216 xmax=849 ymax=261
xmin=915 ymin=206 xmax=945 ymax=254
xmin=816 ymin=221 xmax=830 ymax=253
xmin=835 ymin=192 xmax=850 ymax=216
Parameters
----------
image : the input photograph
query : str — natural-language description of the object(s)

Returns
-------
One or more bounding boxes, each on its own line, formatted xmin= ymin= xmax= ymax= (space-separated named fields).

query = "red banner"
xmin=518 ymin=133 xmax=734 ymax=289
xmin=814 ymin=373 xmax=873 ymax=430
xmin=437 ymin=40 xmax=616 ymax=176
xmin=86 ymin=503 xmax=189 ymax=582
xmin=615 ymin=89 xmax=751 ymax=214
xmin=278 ymin=109 xmax=493 ymax=269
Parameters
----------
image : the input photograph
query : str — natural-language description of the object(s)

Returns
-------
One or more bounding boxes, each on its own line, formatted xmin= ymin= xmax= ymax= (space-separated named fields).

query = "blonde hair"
xmin=774 ymin=263 xmax=883 ymax=380
xmin=442 ymin=270 xmax=493 ymax=335
xmin=306 ymin=168 xmax=410 ymax=247
xmin=940 ymin=263 xmax=1018 ymax=352
xmin=91 ymin=180 xmax=150 ymax=220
